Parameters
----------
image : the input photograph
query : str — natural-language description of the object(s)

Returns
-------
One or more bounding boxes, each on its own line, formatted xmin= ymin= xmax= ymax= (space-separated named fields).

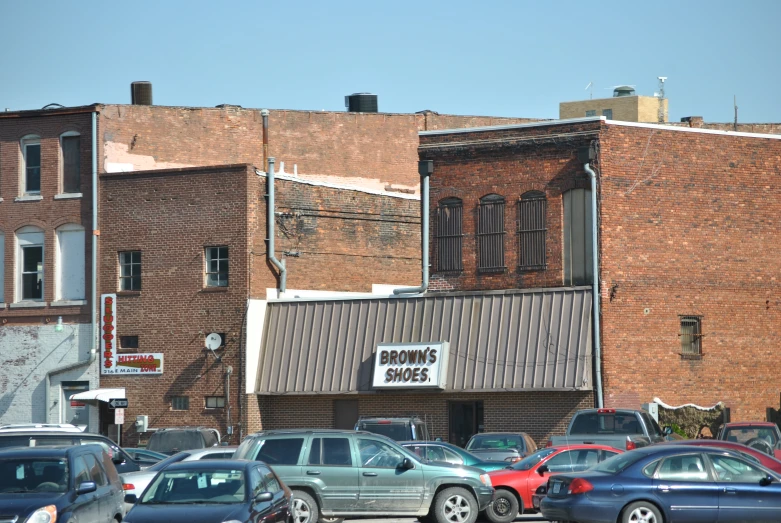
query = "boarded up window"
xmin=477 ymin=194 xmax=506 ymax=273
xmin=517 ymin=191 xmax=547 ymax=270
xmin=680 ymin=316 xmax=702 ymax=356
xmin=62 ymin=135 xmax=81 ymax=193
xmin=563 ymin=188 xmax=593 ymax=285
xmin=435 ymin=198 xmax=463 ymax=272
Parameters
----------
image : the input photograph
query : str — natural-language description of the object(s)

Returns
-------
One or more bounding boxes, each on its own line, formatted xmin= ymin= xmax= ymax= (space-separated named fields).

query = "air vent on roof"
xmin=131 ymin=82 xmax=153 ymax=105
xmin=613 ymin=86 xmax=635 ymax=97
xmin=345 ymin=93 xmax=378 ymax=113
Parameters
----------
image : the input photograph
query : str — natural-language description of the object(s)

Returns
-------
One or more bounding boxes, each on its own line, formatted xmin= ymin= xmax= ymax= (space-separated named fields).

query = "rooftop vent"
xmin=613 ymin=85 xmax=636 ymax=97
xmin=131 ymin=82 xmax=153 ymax=105
xmin=345 ymin=93 xmax=378 ymax=113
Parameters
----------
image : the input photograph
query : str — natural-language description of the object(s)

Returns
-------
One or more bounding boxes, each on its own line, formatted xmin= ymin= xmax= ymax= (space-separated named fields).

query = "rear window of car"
xmin=466 ymin=434 xmax=525 ymax=451
xmin=357 ymin=422 xmax=411 ymax=441
xmin=147 ymin=431 xmax=204 ymax=453
xmin=148 ymin=452 xmax=191 ymax=472
xmin=592 ymin=451 xmax=646 ymax=474
xmin=256 ymin=438 xmax=304 ymax=465
xmin=570 ymin=413 xmax=643 ymax=435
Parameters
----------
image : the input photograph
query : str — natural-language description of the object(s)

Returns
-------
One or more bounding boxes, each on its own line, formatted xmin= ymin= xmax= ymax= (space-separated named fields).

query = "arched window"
xmin=20 ymin=135 xmax=41 ymax=194
xmin=16 ymin=226 xmax=44 ymax=302
xmin=60 ymin=131 xmax=81 ymax=194
xmin=435 ymin=197 xmax=463 ymax=272
xmin=563 ymin=188 xmax=593 ymax=285
xmin=477 ymin=194 xmax=506 ymax=273
xmin=56 ymin=223 xmax=86 ymax=301
xmin=517 ymin=191 xmax=547 ymax=270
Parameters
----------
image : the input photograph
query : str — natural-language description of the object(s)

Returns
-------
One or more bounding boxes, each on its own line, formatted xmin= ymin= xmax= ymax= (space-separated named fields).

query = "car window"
xmin=710 ymin=455 xmax=768 ymax=483
xmin=422 ymin=445 xmax=446 ymax=461
xmin=642 ymin=459 xmax=661 ymax=478
xmin=249 ymin=466 xmax=264 ymax=497
xmin=466 ymin=434 xmax=524 ymax=451
xmin=31 ymin=437 xmax=76 ymax=447
xmin=0 ymin=458 xmax=68 ymax=493
xmin=83 ymin=453 xmax=107 ymax=486
xmin=442 ymin=448 xmax=464 ymax=465
xmin=510 ymin=448 xmax=557 ymax=471
xmin=656 ymin=454 xmax=709 ymax=481
xmin=199 ymin=452 xmax=233 ymax=460
xmin=308 ymin=438 xmax=322 ymax=465
xmin=203 ymin=431 xmax=219 ymax=447
xmin=323 ymin=438 xmax=352 ymax=466
xmin=99 ymin=448 xmax=121 ymax=484
xmin=601 ymin=450 xmax=620 ymax=461
xmin=256 ymin=438 xmax=304 ymax=465
xmin=141 ymin=468 xmax=246 ymax=504
xmin=723 ymin=427 xmax=778 ymax=446
xmin=262 ymin=467 xmax=281 ymax=493
xmin=357 ymin=422 xmax=410 ymax=441
xmin=148 ymin=452 xmax=192 ymax=472
xmin=525 ymin=435 xmax=538 ymax=453
xmin=358 ymin=438 xmax=405 ymax=468
xmin=592 ymin=451 xmax=646 ymax=474
xmin=641 ymin=413 xmax=663 ymax=437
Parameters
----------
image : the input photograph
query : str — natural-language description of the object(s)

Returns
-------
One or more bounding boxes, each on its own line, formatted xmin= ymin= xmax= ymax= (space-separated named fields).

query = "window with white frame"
xmin=56 ymin=224 xmax=86 ymax=300
xmin=21 ymin=136 xmax=41 ymax=194
xmin=205 ymin=246 xmax=229 ymax=287
xmin=60 ymin=132 xmax=81 ymax=194
xmin=205 ymin=396 xmax=225 ymax=409
xmin=0 ymin=231 xmax=5 ymax=302
xmin=16 ymin=226 xmax=44 ymax=301
xmin=119 ymin=251 xmax=141 ymax=291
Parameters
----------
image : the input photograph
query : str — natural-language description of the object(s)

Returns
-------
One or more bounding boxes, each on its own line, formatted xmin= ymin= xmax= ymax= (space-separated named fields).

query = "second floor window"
xmin=21 ymin=136 xmax=41 ymax=194
xmin=119 ymin=251 xmax=141 ymax=291
xmin=435 ymin=197 xmax=463 ymax=272
xmin=61 ymin=134 xmax=81 ymax=193
xmin=17 ymin=226 xmax=44 ymax=302
xmin=477 ymin=194 xmax=506 ymax=273
xmin=205 ymin=246 xmax=229 ymax=287
xmin=517 ymin=191 xmax=547 ymax=270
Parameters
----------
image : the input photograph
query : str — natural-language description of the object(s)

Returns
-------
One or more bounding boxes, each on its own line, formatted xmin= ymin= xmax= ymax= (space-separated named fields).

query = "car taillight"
xmin=626 ymin=439 xmax=636 ymax=451
xmin=597 ymin=409 xmax=616 ymax=414
xmin=377 ymin=420 xmax=391 ymax=424
xmin=123 ymin=483 xmax=135 ymax=491
xmin=568 ymin=478 xmax=593 ymax=495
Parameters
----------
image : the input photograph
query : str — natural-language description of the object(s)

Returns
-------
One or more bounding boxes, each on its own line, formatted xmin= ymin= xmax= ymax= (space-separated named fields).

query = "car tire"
xmin=622 ymin=501 xmax=663 ymax=523
xmin=432 ymin=487 xmax=478 ymax=523
xmin=292 ymin=490 xmax=319 ymax=523
xmin=483 ymin=488 xmax=519 ymax=523
xmin=318 ymin=518 xmax=344 ymax=523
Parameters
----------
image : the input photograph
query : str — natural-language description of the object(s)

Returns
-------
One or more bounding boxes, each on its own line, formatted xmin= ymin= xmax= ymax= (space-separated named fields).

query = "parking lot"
xmin=356 ymin=516 xmax=550 ymax=523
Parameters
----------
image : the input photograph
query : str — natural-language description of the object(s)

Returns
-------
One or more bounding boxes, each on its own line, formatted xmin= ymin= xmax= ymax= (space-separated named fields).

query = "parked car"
xmin=123 ymin=448 xmax=169 ymax=468
xmin=541 ymin=444 xmax=781 ymax=523
xmin=121 ymin=447 xmax=239 ymax=507
xmin=658 ymin=438 xmax=781 ymax=474
xmin=354 ymin=416 xmax=430 ymax=441
xmin=0 ymin=444 xmax=125 ymax=523
xmin=401 ymin=441 xmax=509 ymax=472
xmin=717 ymin=421 xmax=781 ymax=458
xmin=482 ymin=444 xmax=622 ymax=523
xmin=145 ymin=426 xmax=221 ymax=455
xmin=0 ymin=423 xmax=85 ymax=433
xmin=0 ymin=429 xmax=141 ymax=473
xmin=123 ymin=459 xmax=292 ymax=523
xmin=234 ymin=429 xmax=494 ymax=523
xmin=464 ymin=432 xmax=538 ymax=462
xmin=547 ymin=408 xmax=667 ymax=451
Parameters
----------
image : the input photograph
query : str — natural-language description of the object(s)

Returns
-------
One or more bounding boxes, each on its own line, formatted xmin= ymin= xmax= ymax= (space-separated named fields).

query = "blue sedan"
xmin=541 ymin=445 xmax=781 ymax=523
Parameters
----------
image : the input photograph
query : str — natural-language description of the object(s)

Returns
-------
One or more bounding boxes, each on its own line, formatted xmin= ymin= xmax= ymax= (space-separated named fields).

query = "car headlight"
xmin=479 ymin=474 xmax=492 ymax=487
xmin=26 ymin=505 xmax=57 ymax=523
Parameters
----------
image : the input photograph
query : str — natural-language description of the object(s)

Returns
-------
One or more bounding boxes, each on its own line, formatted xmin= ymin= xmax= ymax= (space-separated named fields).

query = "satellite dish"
xmin=205 ymin=333 xmax=222 ymax=351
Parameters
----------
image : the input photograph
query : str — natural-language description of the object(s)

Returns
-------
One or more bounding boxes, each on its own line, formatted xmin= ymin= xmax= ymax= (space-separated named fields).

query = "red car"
xmin=658 ymin=438 xmax=781 ymax=474
xmin=482 ymin=444 xmax=622 ymax=523
xmin=716 ymin=421 xmax=781 ymax=459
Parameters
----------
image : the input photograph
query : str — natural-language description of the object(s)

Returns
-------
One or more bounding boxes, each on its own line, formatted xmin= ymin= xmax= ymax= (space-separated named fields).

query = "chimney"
xmin=680 ymin=116 xmax=703 ymax=128
xmin=131 ymin=82 xmax=153 ymax=105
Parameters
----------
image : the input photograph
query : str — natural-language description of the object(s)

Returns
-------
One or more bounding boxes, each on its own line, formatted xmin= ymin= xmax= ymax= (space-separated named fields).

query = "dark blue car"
xmin=541 ymin=444 xmax=781 ymax=523
xmin=123 ymin=459 xmax=292 ymax=523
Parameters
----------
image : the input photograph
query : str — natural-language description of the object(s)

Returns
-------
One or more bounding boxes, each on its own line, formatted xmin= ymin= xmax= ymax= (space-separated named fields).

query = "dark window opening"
xmin=680 ymin=315 xmax=702 ymax=356
xmin=477 ymin=194 xmax=506 ymax=273
xmin=21 ymin=245 xmax=44 ymax=300
xmin=517 ymin=191 xmax=547 ymax=270
xmin=171 ymin=396 xmax=190 ymax=411
xmin=602 ymin=109 xmax=613 ymax=120
xmin=435 ymin=197 xmax=463 ymax=272
xmin=119 ymin=336 xmax=139 ymax=352
xmin=24 ymin=141 xmax=41 ymax=193
xmin=62 ymin=135 xmax=81 ymax=193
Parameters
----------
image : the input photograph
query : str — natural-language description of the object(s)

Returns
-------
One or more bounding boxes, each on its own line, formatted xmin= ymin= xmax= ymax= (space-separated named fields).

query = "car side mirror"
xmin=77 ymin=481 xmax=97 ymax=495
xmin=663 ymin=426 xmax=673 ymax=435
xmin=760 ymin=475 xmax=774 ymax=487
xmin=400 ymin=457 xmax=414 ymax=470
xmin=124 ymin=493 xmax=138 ymax=504
xmin=255 ymin=491 xmax=274 ymax=503
xmin=536 ymin=465 xmax=549 ymax=476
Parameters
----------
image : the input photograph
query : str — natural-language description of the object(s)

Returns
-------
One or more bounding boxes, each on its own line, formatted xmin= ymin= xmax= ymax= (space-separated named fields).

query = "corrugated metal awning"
xmin=256 ymin=287 xmax=592 ymax=394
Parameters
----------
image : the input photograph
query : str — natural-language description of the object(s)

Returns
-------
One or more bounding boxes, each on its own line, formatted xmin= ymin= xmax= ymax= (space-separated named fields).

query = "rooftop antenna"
xmin=585 ymin=81 xmax=593 ymax=100
xmin=657 ymin=76 xmax=667 ymax=123
xmin=733 ymin=95 xmax=738 ymax=131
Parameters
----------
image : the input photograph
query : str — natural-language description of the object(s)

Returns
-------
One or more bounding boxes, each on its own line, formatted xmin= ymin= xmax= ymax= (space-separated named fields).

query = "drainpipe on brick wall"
xmin=45 ymin=110 xmax=99 ymax=423
xmin=266 ymin=158 xmax=287 ymax=294
xmin=394 ymin=160 xmax=433 ymax=295
xmin=584 ymin=160 xmax=604 ymax=409
xmin=261 ymin=109 xmax=269 ymax=172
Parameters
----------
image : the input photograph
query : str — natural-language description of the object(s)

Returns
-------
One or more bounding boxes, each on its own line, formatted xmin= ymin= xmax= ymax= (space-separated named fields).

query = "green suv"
xmin=234 ymin=429 xmax=494 ymax=523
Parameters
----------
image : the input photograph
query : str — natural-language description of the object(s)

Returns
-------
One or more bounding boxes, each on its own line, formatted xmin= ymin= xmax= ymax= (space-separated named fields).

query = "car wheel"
xmin=292 ymin=490 xmax=319 ymax=523
xmin=622 ymin=501 xmax=663 ymax=523
xmin=318 ymin=518 xmax=344 ymax=523
xmin=432 ymin=487 xmax=478 ymax=523
xmin=746 ymin=438 xmax=774 ymax=456
xmin=418 ymin=515 xmax=436 ymax=523
xmin=483 ymin=488 xmax=519 ymax=523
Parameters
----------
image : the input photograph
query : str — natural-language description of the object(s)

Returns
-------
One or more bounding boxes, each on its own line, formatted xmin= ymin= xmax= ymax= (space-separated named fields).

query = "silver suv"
xmin=234 ymin=429 xmax=493 ymax=523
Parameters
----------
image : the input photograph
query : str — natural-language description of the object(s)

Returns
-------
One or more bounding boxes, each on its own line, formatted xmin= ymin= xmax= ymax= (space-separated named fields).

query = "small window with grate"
xmin=602 ymin=109 xmax=613 ymax=120
xmin=477 ymin=194 xmax=506 ymax=273
xmin=435 ymin=197 xmax=463 ymax=272
xmin=679 ymin=316 xmax=702 ymax=358
xmin=171 ymin=396 xmax=190 ymax=411
xmin=119 ymin=336 xmax=139 ymax=352
xmin=517 ymin=191 xmax=547 ymax=271
xmin=585 ymin=110 xmax=597 ymax=117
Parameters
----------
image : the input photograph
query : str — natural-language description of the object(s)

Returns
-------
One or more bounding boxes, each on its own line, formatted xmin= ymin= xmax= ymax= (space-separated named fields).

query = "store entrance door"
xmin=448 ymin=401 xmax=484 ymax=447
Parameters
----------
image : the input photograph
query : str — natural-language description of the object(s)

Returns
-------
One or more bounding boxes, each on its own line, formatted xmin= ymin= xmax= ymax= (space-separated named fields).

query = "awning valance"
xmin=70 ymin=388 xmax=126 ymax=403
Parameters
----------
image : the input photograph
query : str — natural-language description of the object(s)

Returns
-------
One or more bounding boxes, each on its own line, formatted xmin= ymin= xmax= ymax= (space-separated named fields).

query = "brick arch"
xmin=12 ymin=220 xmax=47 ymax=233
xmin=58 ymin=125 xmax=85 ymax=137
xmin=51 ymin=216 xmax=87 ymax=229
xmin=17 ymin=129 xmax=44 ymax=142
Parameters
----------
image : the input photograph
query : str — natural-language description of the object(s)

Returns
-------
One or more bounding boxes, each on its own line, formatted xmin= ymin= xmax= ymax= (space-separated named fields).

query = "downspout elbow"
xmin=266 ymin=157 xmax=287 ymax=295
xmin=584 ymin=161 xmax=604 ymax=409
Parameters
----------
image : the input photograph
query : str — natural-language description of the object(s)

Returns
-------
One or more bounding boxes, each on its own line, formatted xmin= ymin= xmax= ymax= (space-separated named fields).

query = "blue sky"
xmin=2 ymin=0 xmax=779 ymax=122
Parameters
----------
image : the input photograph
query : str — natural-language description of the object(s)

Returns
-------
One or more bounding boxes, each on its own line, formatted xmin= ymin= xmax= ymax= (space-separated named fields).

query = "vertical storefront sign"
xmin=100 ymin=293 xmax=164 ymax=375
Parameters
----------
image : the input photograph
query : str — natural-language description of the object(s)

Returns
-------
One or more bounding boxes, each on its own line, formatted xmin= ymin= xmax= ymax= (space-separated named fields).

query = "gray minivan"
xmin=234 ymin=429 xmax=493 ymax=523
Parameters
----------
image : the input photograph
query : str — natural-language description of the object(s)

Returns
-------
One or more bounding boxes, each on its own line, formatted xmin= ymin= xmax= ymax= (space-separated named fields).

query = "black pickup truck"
xmin=547 ymin=408 xmax=667 ymax=451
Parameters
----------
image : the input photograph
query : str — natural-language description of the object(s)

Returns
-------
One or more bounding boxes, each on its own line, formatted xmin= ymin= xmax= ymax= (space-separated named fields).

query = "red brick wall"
xmin=598 ymin=125 xmax=781 ymax=420
xmin=256 ymin=391 xmax=593 ymax=447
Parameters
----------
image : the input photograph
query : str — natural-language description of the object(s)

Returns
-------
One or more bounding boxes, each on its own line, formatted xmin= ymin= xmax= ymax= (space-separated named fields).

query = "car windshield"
xmin=148 ymin=432 xmax=204 ymax=453
xmin=466 ymin=435 xmax=523 ymax=451
xmin=723 ymin=427 xmax=779 ymax=446
xmin=0 ymin=458 xmax=69 ymax=493
xmin=148 ymin=452 xmax=191 ymax=472
xmin=357 ymin=422 xmax=410 ymax=441
xmin=591 ymin=451 xmax=646 ymax=474
xmin=140 ymin=468 xmax=246 ymax=504
xmin=510 ymin=448 xmax=557 ymax=470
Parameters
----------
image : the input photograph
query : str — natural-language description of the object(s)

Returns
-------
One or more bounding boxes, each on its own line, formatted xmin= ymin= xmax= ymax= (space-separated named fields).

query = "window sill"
xmin=10 ymin=301 xmax=47 ymax=309
xmin=680 ymin=353 xmax=703 ymax=361
xmin=51 ymin=299 xmax=88 ymax=307
xmin=117 ymin=291 xmax=141 ymax=297
xmin=54 ymin=193 xmax=83 ymax=200
xmin=201 ymin=287 xmax=229 ymax=293
xmin=14 ymin=195 xmax=43 ymax=202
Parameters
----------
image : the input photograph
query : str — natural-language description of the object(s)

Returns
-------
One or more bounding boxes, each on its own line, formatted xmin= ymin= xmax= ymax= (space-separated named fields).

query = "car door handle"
xmin=307 ymin=471 xmax=321 ymax=475
xmin=724 ymin=488 xmax=737 ymax=495
xmin=363 ymin=472 xmax=378 ymax=477
xmin=657 ymin=485 xmax=670 ymax=492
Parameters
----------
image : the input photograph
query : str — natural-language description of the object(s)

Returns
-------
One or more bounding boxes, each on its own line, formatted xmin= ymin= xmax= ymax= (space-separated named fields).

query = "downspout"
xmin=266 ymin=158 xmax=286 ymax=294
xmin=584 ymin=161 xmax=604 ymax=408
xmin=394 ymin=160 xmax=433 ymax=295
xmin=45 ymin=110 xmax=99 ymax=422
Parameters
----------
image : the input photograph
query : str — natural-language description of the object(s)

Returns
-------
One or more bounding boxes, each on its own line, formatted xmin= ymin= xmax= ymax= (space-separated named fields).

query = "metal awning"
xmin=70 ymin=388 xmax=126 ymax=403
xmin=257 ymin=287 xmax=593 ymax=394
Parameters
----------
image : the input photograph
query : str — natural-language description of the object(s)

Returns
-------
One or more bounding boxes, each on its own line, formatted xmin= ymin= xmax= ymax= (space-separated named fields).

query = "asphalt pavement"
xmin=352 ymin=515 xmax=550 ymax=523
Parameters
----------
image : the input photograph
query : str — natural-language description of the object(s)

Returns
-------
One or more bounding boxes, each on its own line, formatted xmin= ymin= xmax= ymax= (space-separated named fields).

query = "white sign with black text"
xmin=372 ymin=342 xmax=450 ymax=389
